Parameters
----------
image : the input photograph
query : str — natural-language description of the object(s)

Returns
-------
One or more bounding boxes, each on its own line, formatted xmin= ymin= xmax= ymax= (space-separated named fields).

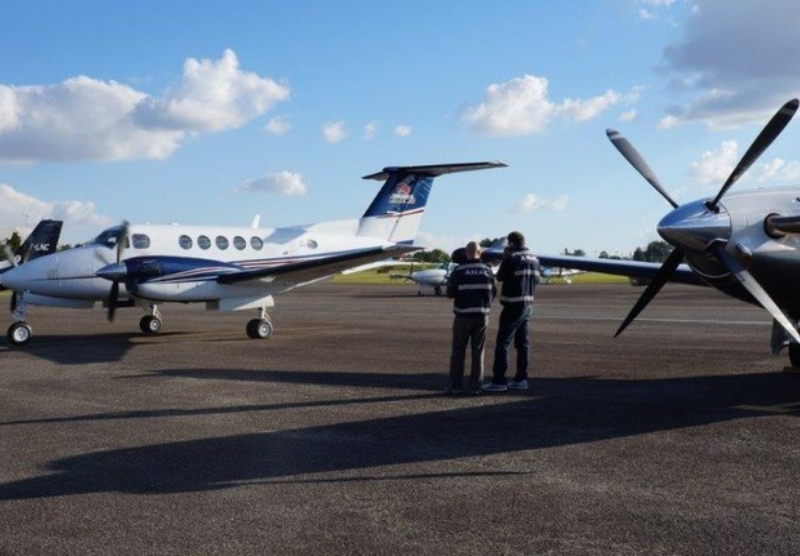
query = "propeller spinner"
xmin=610 ymin=98 xmax=800 ymax=343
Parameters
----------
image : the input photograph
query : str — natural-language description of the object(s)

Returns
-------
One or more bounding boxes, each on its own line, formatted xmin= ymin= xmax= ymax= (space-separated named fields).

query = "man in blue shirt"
xmin=445 ymin=241 xmax=497 ymax=395
xmin=483 ymin=231 xmax=540 ymax=392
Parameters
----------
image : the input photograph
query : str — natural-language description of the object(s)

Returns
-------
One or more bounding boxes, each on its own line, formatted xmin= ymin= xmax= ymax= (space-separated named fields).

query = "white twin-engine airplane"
xmin=1 ymin=161 xmax=506 ymax=346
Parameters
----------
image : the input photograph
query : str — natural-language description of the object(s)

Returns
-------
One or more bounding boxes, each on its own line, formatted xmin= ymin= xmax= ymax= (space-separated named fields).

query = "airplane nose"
xmin=657 ymin=199 xmax=731 ymax=253
xmin=96 ymin=262 xmax=128 ymax=281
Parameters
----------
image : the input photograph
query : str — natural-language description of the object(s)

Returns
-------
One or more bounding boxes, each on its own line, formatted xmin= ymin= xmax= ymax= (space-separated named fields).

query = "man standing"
xmin=445 ymin=241 xmax=496 ymax=395
xmin=483 ymin=231 xmax=540 ymax=392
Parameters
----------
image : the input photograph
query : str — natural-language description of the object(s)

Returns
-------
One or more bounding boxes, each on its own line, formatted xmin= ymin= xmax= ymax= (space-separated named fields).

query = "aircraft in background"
xmin=1 ymin=220 xmax=63 ymax=275
xmin=540 ymin=266 xmax=584 ymax=285
xmin=390 ymin=261 xmax=457 ymax=296
xmin=487 ymin=99 xmax=800 ymax=366
xmin=0 ymin=162 xmax=505 ymax=346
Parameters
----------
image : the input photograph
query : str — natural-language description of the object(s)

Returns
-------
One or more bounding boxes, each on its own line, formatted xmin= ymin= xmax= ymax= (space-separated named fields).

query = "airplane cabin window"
xmin=132 ymin=234 xmax=150 ymax=249
xmin=198 ymin=235 xmax=211 ymax=250
xmin=179 ymin=235 xmax=193 ymax=249
xmin=233 ymin=236 xmax=246 ymax=250
xmin=216 ymin=236 xmax=229 ymax=250
xmin=251 ymin=236 xmax=263 ymax=250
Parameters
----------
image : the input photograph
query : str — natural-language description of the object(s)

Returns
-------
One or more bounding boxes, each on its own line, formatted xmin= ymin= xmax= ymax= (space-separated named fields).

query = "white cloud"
xmin=363 ymin=121 xmax=378 ymax=140
xmin=688 ymin=140 xmax=738 ymax=186
xmin=460 ymin=74 xmax=621 ymax=136
xmin=0 ymin=49 xmax=290 ymax=163
xmin=393 ymin=124 xmax=412 ymax=137
xmin=620 ymin=109 xmax=638 ymax=122
xmin=688 ymin=140 xmax=800 ymax=187
xmin=237 ymin=171 xmax=307 ymax=196
xmin=0 ymin=183 xmax=113 ymax=241
xmin=133 ymin=49 xmax=289 ymax=132
xmin=659 ymin=0 xmax=800 ymax=128
xmin=264 ymin=115 xmax=291 ymax=135
xmin=513 ymin=193 xmax=569 ymax=213
xmin=322 ymin=121 xmax=347 ymax=144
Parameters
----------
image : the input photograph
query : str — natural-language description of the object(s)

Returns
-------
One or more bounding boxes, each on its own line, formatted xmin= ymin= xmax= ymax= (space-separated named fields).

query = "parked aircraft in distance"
xmin=0 ymin=161 xmax=506 ymax=346
xmin=540 ymin=266 xmax=584 ymax=285
xmin=488 ymin=99 xmax=800 ymax=366
xmin=391 ymin=261 xmax=457 ymax=296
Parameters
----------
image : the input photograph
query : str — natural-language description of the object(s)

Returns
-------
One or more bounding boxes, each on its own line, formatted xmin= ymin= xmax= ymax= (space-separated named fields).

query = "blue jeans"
xmin=491 ymin=305 xmax=533 ymax=384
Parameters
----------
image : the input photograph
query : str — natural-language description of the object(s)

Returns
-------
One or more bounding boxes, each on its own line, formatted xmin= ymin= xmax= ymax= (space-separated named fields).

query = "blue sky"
xmin=2 ymin=0 xmax=800 ymax=257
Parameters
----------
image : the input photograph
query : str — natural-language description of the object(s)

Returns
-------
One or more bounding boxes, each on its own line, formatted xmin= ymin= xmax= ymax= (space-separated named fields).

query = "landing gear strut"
xmin=246 ymin=306 xmax=273 ymax=339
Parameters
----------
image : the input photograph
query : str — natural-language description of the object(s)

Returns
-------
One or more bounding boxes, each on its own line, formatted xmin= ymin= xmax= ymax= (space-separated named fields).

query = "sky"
xmin=2 ymin=0 xmax=800 ymax=258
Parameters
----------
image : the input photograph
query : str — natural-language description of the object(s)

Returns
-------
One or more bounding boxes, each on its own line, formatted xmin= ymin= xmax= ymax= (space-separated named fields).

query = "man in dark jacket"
xmin=483 ymin=231 xmax=540 ymax=392
xmin=445 ymin=241 xmax=497 ymax=395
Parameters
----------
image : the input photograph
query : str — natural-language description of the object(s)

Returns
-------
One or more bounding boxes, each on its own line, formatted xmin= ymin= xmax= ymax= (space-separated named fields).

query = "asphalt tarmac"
xmin=1 ymin=283 xmax=800 ymax=555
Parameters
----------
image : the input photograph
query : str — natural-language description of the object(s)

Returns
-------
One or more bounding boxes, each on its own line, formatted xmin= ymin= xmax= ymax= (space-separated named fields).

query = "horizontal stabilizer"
xmin=362 ymin=161 xmax=507 ymax=181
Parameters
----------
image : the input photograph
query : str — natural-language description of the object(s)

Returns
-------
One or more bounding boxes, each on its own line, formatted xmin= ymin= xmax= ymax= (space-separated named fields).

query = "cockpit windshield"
xmin=90 ymin=226 xmax=128 ymax=249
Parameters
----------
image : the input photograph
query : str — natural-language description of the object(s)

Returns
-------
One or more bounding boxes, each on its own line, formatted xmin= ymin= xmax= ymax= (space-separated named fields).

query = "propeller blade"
xmin=713 ymin=243 xmax=800 ymax=344
xmin=117 ymin=220 xmax=130 ymax=264
xmin=108 ymin=281 xmax=119 ymax=322
xmin=606 ymin=129 xmax=678 ymax=209
xmin=614 ymin=249 xmax=684 ymax=337
xmin=2 ymin=244 xmax=17 ymax=267
xmin=708 ymin=98 xmax=799 ymax=210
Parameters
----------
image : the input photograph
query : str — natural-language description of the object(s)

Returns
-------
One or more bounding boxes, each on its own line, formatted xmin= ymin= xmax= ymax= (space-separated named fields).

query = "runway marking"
xmin=734 ymin=401 xmax=800 ymax=414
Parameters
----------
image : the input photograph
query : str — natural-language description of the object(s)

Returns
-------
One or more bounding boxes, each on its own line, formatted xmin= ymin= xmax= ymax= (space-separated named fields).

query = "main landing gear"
xmin=7 ymin=321 xmax=32 ymax=347
xmin=139 ymin=304 xmax=163 ymax=335
xmin=246 ymin=306 xmax=273 ymax=339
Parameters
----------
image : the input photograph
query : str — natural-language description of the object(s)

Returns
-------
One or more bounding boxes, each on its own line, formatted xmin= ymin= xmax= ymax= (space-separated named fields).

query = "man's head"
xmin=507 ymin=231 xmax=525 ymax=249
xmin=465 ymin=241 xmax=481 ymax=259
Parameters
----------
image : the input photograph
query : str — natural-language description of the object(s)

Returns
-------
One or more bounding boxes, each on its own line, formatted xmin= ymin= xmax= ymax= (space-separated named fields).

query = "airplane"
xmin=390 ymin=261 xmax=457 ymax=296
xmin=539 ymin=266 xmax=584 ymax=285
xmin=486 ymin=98 xmax=800 ymax=367
xmin=0 ymin=162 xmax=505 ymax=346
xmin=1 ymin=219 xmax=63 ymax=274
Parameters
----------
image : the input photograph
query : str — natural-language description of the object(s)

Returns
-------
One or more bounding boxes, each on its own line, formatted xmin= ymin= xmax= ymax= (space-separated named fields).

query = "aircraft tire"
xmin=790 ymin=343 xmax=800 ymax=368
xmin=139 ymin=315 xmax=162 ymax=334
xmin=7 ymin=322 xmax=33 ymax=347
xmin=246 ymin=318 xmax=273 ymax=339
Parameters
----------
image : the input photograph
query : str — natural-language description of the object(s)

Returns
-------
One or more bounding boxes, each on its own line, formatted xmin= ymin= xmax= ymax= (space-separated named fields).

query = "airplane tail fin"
xmin=1 ymin=219 xmax=63 ymax=270
xmin=357 ymin=161 xmax=506 ymax=244
xmin=18 ymin=219 xmax=62 ymax=263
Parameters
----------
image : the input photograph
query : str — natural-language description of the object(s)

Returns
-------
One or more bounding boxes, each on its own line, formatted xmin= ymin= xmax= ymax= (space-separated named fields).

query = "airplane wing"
xmin=217 ymin=245 xmax=418 ymax=286
xmin=535 ymin=254 xmax=706 ymax=286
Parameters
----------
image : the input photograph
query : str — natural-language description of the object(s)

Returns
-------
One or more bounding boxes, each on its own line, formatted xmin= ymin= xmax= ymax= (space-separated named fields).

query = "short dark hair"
xmin=507 ymin=231 xmax=525 ymax=248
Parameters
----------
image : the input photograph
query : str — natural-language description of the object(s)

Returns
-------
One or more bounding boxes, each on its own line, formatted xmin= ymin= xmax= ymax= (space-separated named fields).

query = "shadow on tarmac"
xmin=2 ymin=369 xmax=800 ymax=500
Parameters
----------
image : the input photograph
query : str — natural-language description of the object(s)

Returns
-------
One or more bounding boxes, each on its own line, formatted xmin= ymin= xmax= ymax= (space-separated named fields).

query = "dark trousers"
xmin=491 ymin=305 xmax=533 ymax=384
xmin=449 ymin=315 xmax=488 ymax=391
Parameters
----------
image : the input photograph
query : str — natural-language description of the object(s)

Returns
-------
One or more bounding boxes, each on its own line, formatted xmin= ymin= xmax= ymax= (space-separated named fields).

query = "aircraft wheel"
xmin=246 ymin=318 xmax=273 ymax=339
xmin=790 ymin=343 xmax=800 ymax=368
xmin=139 ymin=315 xmax=162 ymax=334
xmin=7 ymin=322 xmax=33 ymax=346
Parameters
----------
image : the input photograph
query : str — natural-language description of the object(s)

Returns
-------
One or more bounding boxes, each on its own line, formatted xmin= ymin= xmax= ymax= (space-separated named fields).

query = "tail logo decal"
xmin=389 ymin=182 xmax=417 ymax=206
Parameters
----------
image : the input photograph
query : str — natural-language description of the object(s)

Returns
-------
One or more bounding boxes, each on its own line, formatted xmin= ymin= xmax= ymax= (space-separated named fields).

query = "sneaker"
xmin=507 ymin=379 xmax=529 ymax=391
xmin=481 ymin=382 xmax=508 ymax=392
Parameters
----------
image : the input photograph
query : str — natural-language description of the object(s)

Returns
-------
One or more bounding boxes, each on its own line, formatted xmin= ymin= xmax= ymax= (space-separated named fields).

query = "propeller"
xmin=106 ymin=221 xmax=129 ymax=322
xmin=612 ymin=99 xmax=799 ymax=339
xmin=3 ymin=241 xmax=22 ymax=313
